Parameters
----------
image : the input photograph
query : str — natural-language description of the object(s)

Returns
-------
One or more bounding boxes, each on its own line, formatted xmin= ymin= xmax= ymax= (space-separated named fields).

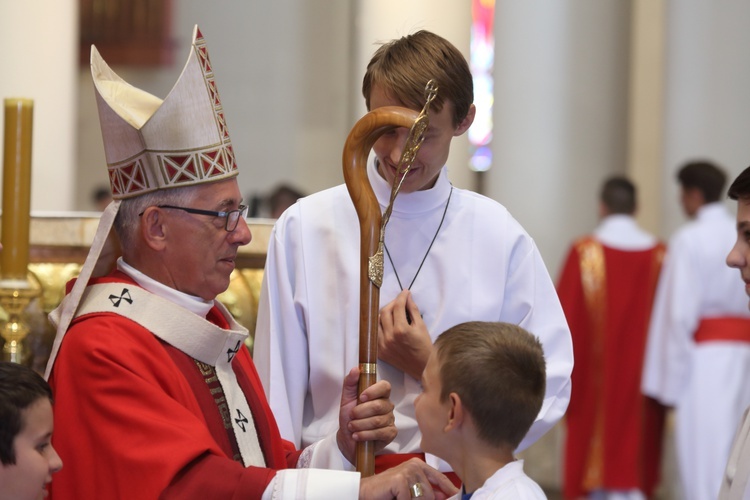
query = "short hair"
xmin=114 ymin=184 xmax=201 ymax=250
xmin=0 ymin=362 xmax=53 ymax=465
xmin=362 ymin=30 xmax=473 ymax=127
xmin=677 ymin=160 xmax=727 ymax=203
xmin=728 ymin=166 xmax=750 ymax=201
xmin=434 ymin=321 xmax=546 ymax=450
xmin=600 ymin=176 xmax=636 ymax=214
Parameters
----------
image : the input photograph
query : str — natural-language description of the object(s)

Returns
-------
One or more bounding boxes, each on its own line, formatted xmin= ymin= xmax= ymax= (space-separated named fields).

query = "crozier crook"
xmin=342 ymin=81 xmax=438 ymax=476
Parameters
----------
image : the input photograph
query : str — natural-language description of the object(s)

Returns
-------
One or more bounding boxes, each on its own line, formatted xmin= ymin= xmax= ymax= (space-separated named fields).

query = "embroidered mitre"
xmin=45 ymin=25 xmax=239 ymax=379
xmin=92 ymin=25 xmax=238 ymax=199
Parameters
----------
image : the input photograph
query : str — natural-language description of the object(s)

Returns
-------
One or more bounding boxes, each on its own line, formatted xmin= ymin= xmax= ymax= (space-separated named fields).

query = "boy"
xmin=719 ymin=165 xmax=750 ymax=499
xmin=255 ymin=29 xmax=572 ymax=477
xmin=414 ymin=321 xmax=547 ymax=499
xmin=0 ymin=362 xmax=63 ymax=500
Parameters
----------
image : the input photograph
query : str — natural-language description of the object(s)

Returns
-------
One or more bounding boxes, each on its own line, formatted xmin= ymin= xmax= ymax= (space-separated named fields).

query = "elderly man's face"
xmin=727 ymin=197 xmax=750 ymax=309
xmin=160 ymin=178 xmax=251 ymax=300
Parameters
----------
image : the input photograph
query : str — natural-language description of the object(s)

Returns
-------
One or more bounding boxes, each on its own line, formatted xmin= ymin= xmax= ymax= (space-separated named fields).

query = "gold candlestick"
xmin=0 ymin=276 xmax=41 ymax=363
xmin=1 ymin=98 xmax=37 ymax=363
xmin=2 ymin=98 xmax=33 ymax=281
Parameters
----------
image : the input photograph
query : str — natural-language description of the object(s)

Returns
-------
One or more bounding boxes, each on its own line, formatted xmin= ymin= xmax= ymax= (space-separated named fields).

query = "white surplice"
xmin=447 ymin=460 xmax=547 ymax=500
xmin=254 ymin=159 xmax=573 ymax=473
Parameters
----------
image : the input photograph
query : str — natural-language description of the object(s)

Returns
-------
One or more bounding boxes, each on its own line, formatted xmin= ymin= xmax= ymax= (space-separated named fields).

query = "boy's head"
xmin=362 ymin=30 xmax=476 ymax=193
xmin=0 ymin=362 xmax=62 ymax=500
xmin=726 ymin=165 xmax=750 ymax=309
xmin=728 ymin=166 xmax=750 ymax=202
xmin=363 ymin=30 xmax=474 ymax=128
xmin=415 ymin=322 xmax=546 ymax=459
xmin=599 ymin=176 xmax=636 ymax=217
xmin=677 ymin=160 xmax=727 ymax=217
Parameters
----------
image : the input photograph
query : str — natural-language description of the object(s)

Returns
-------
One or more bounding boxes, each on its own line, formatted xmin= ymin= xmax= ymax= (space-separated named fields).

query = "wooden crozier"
xmin=342 ymin=106 xmax=420 ymax=477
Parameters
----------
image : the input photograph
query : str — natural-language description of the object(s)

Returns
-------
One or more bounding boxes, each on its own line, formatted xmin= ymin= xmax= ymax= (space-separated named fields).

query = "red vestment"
xmin=48 ymin=272 xmax=301 ymax=499
xmin=557 ymin=237 xmax=666 ymax=498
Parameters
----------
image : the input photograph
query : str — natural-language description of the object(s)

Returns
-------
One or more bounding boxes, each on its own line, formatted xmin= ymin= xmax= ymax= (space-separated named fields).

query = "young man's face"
xmin=0 ymin=398 xmax=62 ymax=500
xmin=414 ymin=349 xmax=451 ymax=459
xmin=727 ymin=197 xmax=750 ymax=309
xmin=369 ymin=84 xmax=474 ymax=193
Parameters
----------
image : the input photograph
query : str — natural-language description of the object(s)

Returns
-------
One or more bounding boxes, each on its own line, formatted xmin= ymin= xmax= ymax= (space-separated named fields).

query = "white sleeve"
xmin=503 ymin=239 xmax=574 ymax=452
xmin=641 ymin=236 xmax=699 ymax=404
xmin=260 ymin=435 xmax=359 ymax=500
xmin=254 ymin=212 xmax=309 ymax=447
xmin=260 ymin=469 xmax=360 ymax=500
xmin=719 ymin=406 xmax=750 ymax=499
xmin=296 ymin=434 xmax=355 ymax=471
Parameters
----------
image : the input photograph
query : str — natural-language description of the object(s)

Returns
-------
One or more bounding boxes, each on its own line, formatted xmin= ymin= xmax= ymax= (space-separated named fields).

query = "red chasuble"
xmin=48 ymin=273 xmax=301 ymax=499
xmin=557 ymin=238 xmax=666 ymax=499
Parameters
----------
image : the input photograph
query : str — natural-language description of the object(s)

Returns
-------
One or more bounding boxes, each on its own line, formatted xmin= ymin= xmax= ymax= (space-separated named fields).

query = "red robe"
xmin=48 ymin=272 xmax=301 ymax=499
xmin=557 ymin=237 xmax=666 ymax=499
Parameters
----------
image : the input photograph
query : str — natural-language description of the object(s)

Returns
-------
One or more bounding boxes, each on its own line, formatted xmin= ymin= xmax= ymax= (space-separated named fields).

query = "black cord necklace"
xmin=384 ymin=185 xmax=453 ymax=291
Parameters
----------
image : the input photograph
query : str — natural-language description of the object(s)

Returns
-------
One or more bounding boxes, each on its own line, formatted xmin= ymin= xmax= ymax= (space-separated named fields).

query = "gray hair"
xmin=114 ymin=185 xmax=200 ymax=251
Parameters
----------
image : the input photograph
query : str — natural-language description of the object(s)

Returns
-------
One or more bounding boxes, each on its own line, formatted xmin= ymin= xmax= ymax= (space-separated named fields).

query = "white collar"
xmin=696 ymin=201 xmax=729 ymax=220
xmin=117 ymin=257 xmax=214 ymax=317
xmin=368 ymin=156 xmax=453 ymax=215
xmin=593 ymin=214 xmax=656 ymax=250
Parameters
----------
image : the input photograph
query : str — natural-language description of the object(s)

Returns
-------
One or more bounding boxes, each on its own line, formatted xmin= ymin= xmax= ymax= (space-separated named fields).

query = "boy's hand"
xmin=337 ymin=366 xmax=397 ymax=464
xmin=378 ymin=290 xmax=432 ymax=379
xmin=358 ymin=458 xmax=459 ymax=499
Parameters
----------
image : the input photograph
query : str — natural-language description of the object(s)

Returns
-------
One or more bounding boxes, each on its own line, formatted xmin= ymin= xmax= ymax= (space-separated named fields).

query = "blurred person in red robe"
xmin=557 ymin=176 xmax=666 ymax=499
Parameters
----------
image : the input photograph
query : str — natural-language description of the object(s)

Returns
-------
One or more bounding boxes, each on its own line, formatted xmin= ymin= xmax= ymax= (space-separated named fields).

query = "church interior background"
xmin=4 ymin=1 xmax=750 ymax=497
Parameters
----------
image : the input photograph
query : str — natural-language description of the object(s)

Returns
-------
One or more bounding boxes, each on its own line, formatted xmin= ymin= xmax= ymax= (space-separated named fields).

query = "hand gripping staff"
xmin=341 ymin=81 xmax=438 ymax=476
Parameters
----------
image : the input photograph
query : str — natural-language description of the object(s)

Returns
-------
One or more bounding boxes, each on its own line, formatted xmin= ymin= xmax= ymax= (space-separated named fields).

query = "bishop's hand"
xmin=337 ymin=366 xmax=396 ymax=465
xmin=358 ymin=458 xmax=458 ymax=500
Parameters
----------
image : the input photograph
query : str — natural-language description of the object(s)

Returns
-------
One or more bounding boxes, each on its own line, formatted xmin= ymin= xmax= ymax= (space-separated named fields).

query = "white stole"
xmin=53 ymin=281 xmax=266 ymax=468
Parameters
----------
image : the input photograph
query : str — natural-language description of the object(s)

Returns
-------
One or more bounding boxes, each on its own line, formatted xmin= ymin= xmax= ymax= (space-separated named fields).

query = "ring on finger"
xmin=409 ymin=482 xmax=424 ymax=498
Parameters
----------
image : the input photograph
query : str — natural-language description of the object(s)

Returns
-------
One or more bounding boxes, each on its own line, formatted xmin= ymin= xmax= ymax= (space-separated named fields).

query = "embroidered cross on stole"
xmin=71 ymin=282 xmax=266 ymax=467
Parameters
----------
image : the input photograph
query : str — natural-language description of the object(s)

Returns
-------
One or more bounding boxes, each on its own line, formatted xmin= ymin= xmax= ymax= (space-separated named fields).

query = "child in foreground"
xmin=415 ymin=321 xmax=548 ymax=499
xmin=0 ymin=362 xmax=63 ymax=500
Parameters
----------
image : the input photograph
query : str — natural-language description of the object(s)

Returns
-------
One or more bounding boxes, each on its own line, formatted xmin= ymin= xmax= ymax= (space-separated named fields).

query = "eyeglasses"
xmin=141 ymin=204 xmax=248 ymax=232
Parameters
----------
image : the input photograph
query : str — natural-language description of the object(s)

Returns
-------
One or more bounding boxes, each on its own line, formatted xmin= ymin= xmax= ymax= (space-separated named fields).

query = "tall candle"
xmin=1 ymin=98 xmax=33 ymax=281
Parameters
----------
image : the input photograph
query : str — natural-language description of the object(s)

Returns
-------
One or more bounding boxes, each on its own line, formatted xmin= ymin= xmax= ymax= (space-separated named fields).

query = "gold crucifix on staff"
xmin=341 ymin=80 xmax=438 ymax=476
